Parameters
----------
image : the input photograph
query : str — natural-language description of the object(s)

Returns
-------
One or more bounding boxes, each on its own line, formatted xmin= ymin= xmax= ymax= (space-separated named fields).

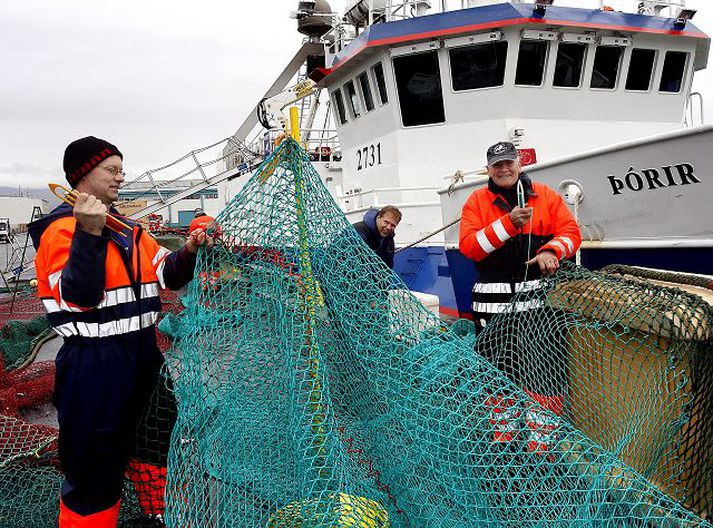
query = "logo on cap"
xmin=486 ymin=141 xmax=518 ymax=166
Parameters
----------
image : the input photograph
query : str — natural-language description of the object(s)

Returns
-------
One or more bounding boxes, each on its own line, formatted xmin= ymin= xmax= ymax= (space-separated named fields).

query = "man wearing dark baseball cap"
xmin=458 ymin=140 xmax=582 ymax=457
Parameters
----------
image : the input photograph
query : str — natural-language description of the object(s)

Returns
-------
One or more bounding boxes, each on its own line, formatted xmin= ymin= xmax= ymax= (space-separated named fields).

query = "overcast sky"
xmin=0 ymin=0 xmax=710 ymax=189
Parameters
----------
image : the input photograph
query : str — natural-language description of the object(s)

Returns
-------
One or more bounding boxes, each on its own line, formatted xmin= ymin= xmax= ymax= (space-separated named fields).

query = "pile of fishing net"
xmin=0 ymin=290 xmax=181 ymax=527
xmin=0 ymin=316 xmax=51 ymax=370
xmin=0 ymin=284 xmax=44 ymax=319
xmin=1 ymin=139 xmax=711 ymax=527
xmin=162 ymin=139 xmax=711 ymax=527
xmin=0 ymin=312 xmax=54 ymax=420
xmin=0 ymin=313 xmax=61 ymax=528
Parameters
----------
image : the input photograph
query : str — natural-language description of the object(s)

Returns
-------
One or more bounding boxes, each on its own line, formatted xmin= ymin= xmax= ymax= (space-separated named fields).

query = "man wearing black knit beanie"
xmin=28 ymin=137 xmax=212 ymax=528
xmin=63 ymin=136 xmax=123 ymax=189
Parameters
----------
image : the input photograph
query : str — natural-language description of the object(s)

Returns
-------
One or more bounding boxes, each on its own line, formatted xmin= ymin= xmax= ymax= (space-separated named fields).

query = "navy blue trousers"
xmin=54 ymin=328 xmax=165 ymax=516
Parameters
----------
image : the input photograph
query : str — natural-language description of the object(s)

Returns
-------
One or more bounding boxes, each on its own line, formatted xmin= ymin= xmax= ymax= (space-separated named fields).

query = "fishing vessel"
xmin=196 ymin=0 xmax=710 ymax=319
xmin=1 ymin=3 xmax=713 ymax=525
xmin=7 ymin=2 xmax=707 ymax=318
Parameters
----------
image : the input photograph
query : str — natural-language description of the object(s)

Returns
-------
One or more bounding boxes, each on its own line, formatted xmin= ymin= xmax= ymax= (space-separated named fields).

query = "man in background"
xmin=352 ymin=205 xmax=401 ymax=269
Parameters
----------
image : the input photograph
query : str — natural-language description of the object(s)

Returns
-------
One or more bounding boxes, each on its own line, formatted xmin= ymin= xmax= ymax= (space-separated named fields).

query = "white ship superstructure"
xmin=119 ymin=0 xmax=711 ymax=317
xmin=318 ymin=0 xmax=710 ymax=317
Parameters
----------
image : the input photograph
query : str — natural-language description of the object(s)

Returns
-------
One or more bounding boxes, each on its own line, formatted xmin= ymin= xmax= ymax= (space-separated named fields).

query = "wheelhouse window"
xmin=393 ymin=51 xmax=445 ymax=127
xmin=357 ymin=71 xmax=375 ymax=112
xmin=333 ymin=89 xmax=348 ymax=125
xmin=515 ymin=40 xmax=548 ymax=86
xmin=449 ymin=41 xmax=508 ymax=91
xmin=372 ymin=62 xmax=389 ymax=104
xmin=344 ymin=80 xmax=362 ymax=118
xmin=590 ymin=46 xmax=623 ymax=89
xmin=659 ymin=51 xmax=688 ymax=93
xmin=553 ymin=43 xmax=587 ymax=88
xmin=626 ymin=48 xmax=656 ymax=91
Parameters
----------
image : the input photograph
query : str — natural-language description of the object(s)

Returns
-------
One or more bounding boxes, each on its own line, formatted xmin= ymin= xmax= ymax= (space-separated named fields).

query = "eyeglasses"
xmin=98 ymin=165 xmax=126 ymax=177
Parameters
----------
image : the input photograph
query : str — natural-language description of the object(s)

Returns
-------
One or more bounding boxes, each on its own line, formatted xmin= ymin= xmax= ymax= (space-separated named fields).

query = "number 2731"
xmin=356 ymin=143 xmax=382 ymax=171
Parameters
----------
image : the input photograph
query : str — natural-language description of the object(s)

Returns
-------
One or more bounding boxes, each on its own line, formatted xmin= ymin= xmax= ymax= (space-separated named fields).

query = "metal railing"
xmin=247 ymin=128 xmax=342 ymax=164
xmin=633 ymin=0 xmax=687 ymax=16
xmin=120 ymin=137 xmax=245 ymax=204
xmin=324 ymin=0 xmax=684 ymax=64
xmin=383 ymin=0 xmax=432 ymax=21
xmin=118 ymin=125 xmax=343 ymax=218
xmin=338 ymin=185 xmax=441 ymax=211
xmin=685 ymin=91 xmax=705 ymax=128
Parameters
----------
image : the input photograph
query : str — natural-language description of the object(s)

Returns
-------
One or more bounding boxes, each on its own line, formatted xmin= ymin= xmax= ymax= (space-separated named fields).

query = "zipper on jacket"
xmin=113 ymin=225 xmax=145 ymax=329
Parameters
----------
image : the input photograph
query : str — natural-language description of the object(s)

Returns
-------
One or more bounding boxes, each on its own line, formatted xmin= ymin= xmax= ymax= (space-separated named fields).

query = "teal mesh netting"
xmin=163 ymin=139 xmax=711 ymax=527
xmin=0 ymin=138 xmax=711 ymax=526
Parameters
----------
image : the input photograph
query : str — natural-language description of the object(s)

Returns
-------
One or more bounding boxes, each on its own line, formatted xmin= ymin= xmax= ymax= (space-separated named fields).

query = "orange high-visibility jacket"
xmin=459 ymin=179 xmax=581 ymax=281
xmin=30 ymin=204 xmax=193 ymax=339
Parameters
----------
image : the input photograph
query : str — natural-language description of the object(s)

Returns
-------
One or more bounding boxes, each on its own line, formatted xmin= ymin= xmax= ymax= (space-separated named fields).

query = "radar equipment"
xmin=295 ymin=0 xmax=334 ymax=38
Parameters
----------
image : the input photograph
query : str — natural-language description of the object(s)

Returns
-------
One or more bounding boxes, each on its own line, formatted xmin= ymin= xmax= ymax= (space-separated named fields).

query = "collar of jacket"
xmin=488 ymin=173 xmax=537 ymax=212
xmin=28 ymin=202 xmax=138 ymax=250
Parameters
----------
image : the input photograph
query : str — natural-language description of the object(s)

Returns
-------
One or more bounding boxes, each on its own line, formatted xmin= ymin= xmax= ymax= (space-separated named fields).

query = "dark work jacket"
xmin=28 ymin=203 xmax=193 ymax=514
xmin=352 ymin=209 xmax=395 ymax=269
xmin=481 ymin=176 xmax=545 ymax=281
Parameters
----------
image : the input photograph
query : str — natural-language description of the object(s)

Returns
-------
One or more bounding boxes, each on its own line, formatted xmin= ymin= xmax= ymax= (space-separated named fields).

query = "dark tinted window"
xmin=515 ymin=40 xmax=548 ymax=86
xmin=590 ymin=46 xmax=623 ymax=89
xmin=358 ymin=72 xmax=375 ymax=112
xmin=333 ymin=89 xmax=347 ymax=124
xmin=659 ymin=51 xmax=687 ymax=93
xmin=553 ymin=43 xmax=586 ymax=87
xmin=345 ymin=80 xmax=362 ymax=118
xmin=450 ymin=41 xmax=508 ymax=90
xmin=373 ymin=62 xmax=389 ymax=104
xmin=393 ymin=51 xmax=445 ymax=127
xmin=625 ymin=48 xmax=656 ymax=91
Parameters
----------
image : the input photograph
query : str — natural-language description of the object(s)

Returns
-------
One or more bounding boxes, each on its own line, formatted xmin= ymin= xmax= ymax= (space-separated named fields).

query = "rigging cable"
xmin=395 ymin=218 xmax=461 ymax=253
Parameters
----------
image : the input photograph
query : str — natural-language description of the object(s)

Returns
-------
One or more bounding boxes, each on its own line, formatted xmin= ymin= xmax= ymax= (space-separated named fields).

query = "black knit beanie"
xmin=63 ymin=136 xmax=123 ymax=188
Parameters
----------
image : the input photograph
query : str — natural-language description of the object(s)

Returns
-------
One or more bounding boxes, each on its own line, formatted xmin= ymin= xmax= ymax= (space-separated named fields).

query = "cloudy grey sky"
xmin=0 ymin=0 xmax=710 ymax=189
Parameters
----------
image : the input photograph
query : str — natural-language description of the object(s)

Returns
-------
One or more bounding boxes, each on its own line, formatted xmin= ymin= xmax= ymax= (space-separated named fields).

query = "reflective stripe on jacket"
xmin=32 ymin=205 xmax=194 ymax=340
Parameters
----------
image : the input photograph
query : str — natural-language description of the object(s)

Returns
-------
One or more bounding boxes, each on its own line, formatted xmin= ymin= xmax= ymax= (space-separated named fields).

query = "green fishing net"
xmin=163 ymin=139 xmax=712 ymax=527
xmin=0 ymin=316 xmax=50 ymax=371
xmin=0 ymin=138 xmax=711 ymax=527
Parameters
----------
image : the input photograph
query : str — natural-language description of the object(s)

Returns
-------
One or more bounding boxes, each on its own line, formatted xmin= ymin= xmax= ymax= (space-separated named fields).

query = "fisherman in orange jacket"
xmin=28 ymin=136 xmax=211 ymax=527
xmin=459 ymin=141 xmax=581 ymax=456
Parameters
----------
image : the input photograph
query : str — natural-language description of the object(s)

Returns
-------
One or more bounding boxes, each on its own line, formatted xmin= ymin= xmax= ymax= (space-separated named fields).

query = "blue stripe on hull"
xmin=445 ymin=248 xmax=478 ymax=318
xmin=393 ymin=247 xmax=458 ymax=317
